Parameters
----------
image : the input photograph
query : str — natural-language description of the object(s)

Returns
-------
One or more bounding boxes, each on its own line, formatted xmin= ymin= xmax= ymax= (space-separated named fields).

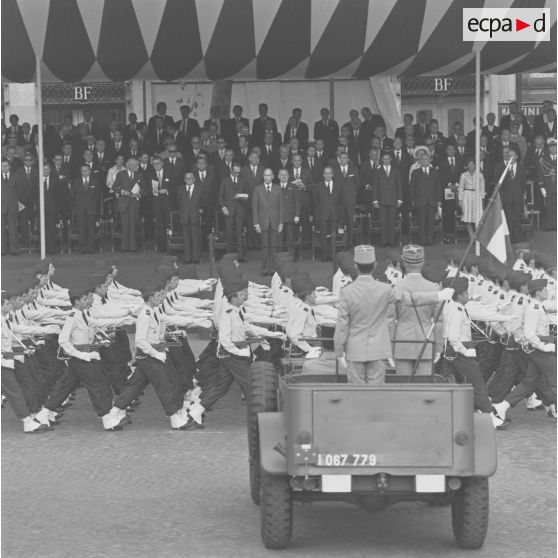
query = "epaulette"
xmin=478 ymin=280 xmax=484 ymax=286
xmin=457 ymin=306 xmax=463 ymax=311
xmin=145 ymin=308 xmax=151 ymax=316
xmin=500 ymin=293 xmax=505 ymax=300
xmin=69 ymin=311 xmax=76 ymax=317
xmin=226 ymin=308 xmax=232 ymax=313
xmin=518 ymin=297 xmax=523 ymax=305
xmin=470 ymin=277 xmax=476 ymax=283
xmin=533 ymin=304 xmax=539 ymax=310
xmin=488 ymin=286 xmax=493 ymax=292
xmin=511 ymin=295 xmax=516 ymax=302
xmin=303 ymin=306 xmax=309 ymax=312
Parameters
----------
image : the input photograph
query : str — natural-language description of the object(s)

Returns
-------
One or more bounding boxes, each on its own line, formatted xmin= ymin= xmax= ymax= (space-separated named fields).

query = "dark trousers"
xmin=299 ymin=206 xmax=313 ymax=244
xmin=69 ymin=357 xmax=113 ymax=416
xmin=119 ymin=205 xmax=138 ymax=251
xmin=320 ymin=219 xmax=335 ymax=258
xmin=100 ymin=346 xmax=125 ymax=394
xmin=344 ymin=203 xmax=355 ymax=247
xmin=182 ymin=223 xmax=200 ymax=262
xmin=506 ymin=350 xmax=557 ymax=407
xmin=280 ymin=222 xmax=296 ymax=253
xmin=503 ymin=201 xmax=523 ymax=243
xmin=444 ymin=354 xmax=492 ymax=412
xmin=153 ymin=197 xmax=169 ymax=251
xmin=543 ymin=192 xmax=557 ymax=230
xmin=135 ymin=357 xmax=182 ymax=416
xmin=260 ymin=228 xmax=278 ymax=272
xmin=18 ymin=206 xmax=33 ymax=247
xmin=14 ymin=360 xmax=41 ymax=414
xmin=416 ymin=206 xmax=436 ymax=245
xmin=2 ymin=212 xmax=17 ymax=253
xmin=45 ymin=212 xmax=58 ymax=253
xmin=379 ymin=205 xmax=397 ymax=246
xmin=200 ymin=353 xmax=250 ymax=410
xmin=45 ymin=364 xmax=80 ymax=411
xmin=476 ymin=341 xmax=503 ymax=382
xmin=31 ymin=337 xmax=60 ymax=404
xmin=488 ymin=349 xmax=528 ymax=403
xmin=442 ymin=199 xmax=456 ymax=236
xmin=113 ymin=367 xmax=149 ymax=410
xmin=2 ymin=366 xmax=30 ymax=419
xmin=224 ymin=214 xmax=246 ymax=259
xmin=77 ymin=212 xmax=95 ymax=252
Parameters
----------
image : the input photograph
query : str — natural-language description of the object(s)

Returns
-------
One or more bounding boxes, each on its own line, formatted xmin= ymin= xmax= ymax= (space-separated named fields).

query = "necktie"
xmin=233 ymin=178 xmax=237 ymax=184
xmin=188 ymin=186 xmax=192 ymax=198
xmin=129 ymin=172 xmax=133 ymax=180
xmin=266 ymin=185 xmax=271 ymax=193
xmin=201 ymin=172 xmax=205 ymax=180
xmin=26 ymin=168 xmax=30 ymax=177
xmin=158 ymin=172 xmax=162 ymax=186
xmin=450 ymin=158 xmax=455 ymax=172
xmin=44 ymin=178 xmax=48 ymax=191
xmin=395 ymin=152 xmax=400 ymax=163
xmin=509 ymin=166 xmax=515 ymax=180
xmin=385 ymin=166 xmax=390 ymax=177
xmin=170 ymin=159 xmax=175 ymax=169
xmin=82 ymin=311 xmax=89 ymax=325
xmin=252 ymin=166 xmax=257 ymax=177
xmin=295 ymin=169 xmax=300 ymax=179
xmin=84 ymin=178 xmax=88 ymax=188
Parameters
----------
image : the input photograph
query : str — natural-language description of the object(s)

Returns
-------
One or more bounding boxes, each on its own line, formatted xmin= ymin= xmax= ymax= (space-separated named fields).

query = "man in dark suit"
xmin=81 ymin=110 xmax=101 ymax=140
xmin=240 ymin=152 xmax=265 ymax=197
xmin=149 ymin=156 xmax=173 ymax=252
xmin=360 ymin=147 xmax=380 ymax=208
xmin=465 ymin=117 xmax=482 ymax=152
xmin=541 ymin=108 xmax=557 ymax=140
xmin=395 ymin=113 xmax=414 ymax=140
xmin=204 ymin=106 xmax=227 ymax=138
xmin=314 ymin=166 xmax=344 ymax=260
xmin=15 ymin=153 xmax=38 ymax=248
xmin=537 ymin=139 xmax=557 ymax=230
xmin=533 ymin=100 xmax=554 ymax=137
xmin=414 ymin=111 xmax=430 ymax=144
xmin=209 ymin=136 xmax=228 ymax=172
xmin=252 ymin=168 xmax=284 ymax=275
xmin=438 ymin=144 xmax=462 ymax=239
xmin=148 ymin=118 xmax=168 ymax=155
xmin=123 ymin=112 xmax=140 ymax=142
xmin=163 ymin=144 xmax=187 ymax=204
xmin=284 ymin=110 xmax=309 ymax=151
xmin=260 ymin=132 xmax=278 ymax=168
xmin=424 ymin=120 xmax=445 ymax=158
xmin=500 ymin=101 xmax=531 ymax=139
xmin=495 ymin=148 xmax=525 ymax=243
xmin=234 ymin=135 xmax=251 ymax=167
xmin=291 ymin=154 xmax=314 ymax=244
xmin=71 ymin=164 xmax=100 ymax=253
xmin=107 ymin=130 xmax=126 ymax=163
xmin=176 ymin=105 xmax=201 ymax=144
xmin=177 ymin=172 xmax=204 ymax=263
xmin=7 ymin=114 xmax=24 ymax=145
xmin=361 ymin=107 xmax=386 ymax=145
xmin=332 ymin=152 xmax=360 ymax=247
xmin=31 ymin=123 xmax=57 ymax=162
xmin=218 ymin=162 xmax=250 ymax=260
xmin=410 ymin=153 xmax=442 ymax=246
xmin=228 ymin=105 xmax=249 ymax=143
xmin=276 ymin=168 xmax=300 ymax=254
xmin=372 ymin=152 xmax=402 ymax=247
xmin=112 ymin=157 xmax=144 ymax=251
xmin=493 ymin=128 xmax=521 ymax=162
xmin=252 ymin=103 xmax=278 ymax=146
xmin=1 ymin=158 xmax=19 ymax=254
xmin=148 ymin=102 xmax=174 ymax=134
xmin=183 ymin=136 xmax=209 ymax=171
xmin=60 ymin=143 xmax=80 ymax=179
xmin=271 ymin=144 xmax=292 ymax=176
xmin=193 ymin=156 xmax=217 ymax=225
xmin=38 ymin=163 xmax=60 ymax=254
xmin=526 ymin=135 xmax=547 ymax=183
xmin=481 ymin=112 xmax=500 ymax=145
xmin=213 ymin=147 xmax=236 ymax=182
xmin=313 ymin=108 xmax=339 ymax=154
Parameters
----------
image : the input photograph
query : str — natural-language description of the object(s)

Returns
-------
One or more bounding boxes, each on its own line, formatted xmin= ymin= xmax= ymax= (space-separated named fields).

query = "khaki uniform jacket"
xmin=391 ymin=273 xmax=441 ymax=360
xmin=334 ymin=275 xmax=441 ymax=361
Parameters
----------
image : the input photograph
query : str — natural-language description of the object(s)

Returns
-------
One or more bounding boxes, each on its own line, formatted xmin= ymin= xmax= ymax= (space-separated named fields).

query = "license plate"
xmin=317 ymin=453 xmax=377 ymax=467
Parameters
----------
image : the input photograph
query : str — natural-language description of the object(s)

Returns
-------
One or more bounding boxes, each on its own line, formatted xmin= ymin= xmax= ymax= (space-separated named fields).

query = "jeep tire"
xmin=247 ymin=361 xmax=278 ymax=505
xmin=260 ymin=474 xmax=293 ymax=549
xmin=452 ymin=477 xmax=489 ymax=549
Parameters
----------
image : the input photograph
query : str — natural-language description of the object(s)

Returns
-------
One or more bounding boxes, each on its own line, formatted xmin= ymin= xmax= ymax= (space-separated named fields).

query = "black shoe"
xmin=105 ymin=424 xmax=124 ymax=432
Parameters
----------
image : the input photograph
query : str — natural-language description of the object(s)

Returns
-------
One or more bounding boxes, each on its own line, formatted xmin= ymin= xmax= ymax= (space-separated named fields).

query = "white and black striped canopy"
xmin=2 ymin=0 xmax=556 ymax=83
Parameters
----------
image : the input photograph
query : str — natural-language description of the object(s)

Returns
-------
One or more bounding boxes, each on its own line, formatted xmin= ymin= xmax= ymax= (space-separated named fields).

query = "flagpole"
xmin=474 ymin=49 xmax=481 ymax=257
xmin=408 ymin=158 xmax=513 ymax=383
xmin=36 ymin=54 xmax=46 ymax=260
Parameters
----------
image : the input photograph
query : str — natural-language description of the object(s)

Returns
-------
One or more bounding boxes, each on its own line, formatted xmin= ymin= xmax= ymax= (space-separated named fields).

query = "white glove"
xmin=89 ymin=351 xmax=101 ymax=361
xmin=434 ymin=352 xmax=441 ymax=363
xmin=463 ymin=348 xmax=476 ymax=358
xmin=337 ymin=355 xmax=347 ymax=369
xmin=306 ymin=347 xmax=321 ymax=359
xmin=541 ymin=188 xmax=547 ymax=198
xmin=222 ymin=207 xmax=230 ymax=216
xmin=438 ymin=288 xmax=455 ymax=301
xmin=155 ymin=351 xmax=167 ymax=363
xmin=543 ymin=343 xmax=555 ymax=353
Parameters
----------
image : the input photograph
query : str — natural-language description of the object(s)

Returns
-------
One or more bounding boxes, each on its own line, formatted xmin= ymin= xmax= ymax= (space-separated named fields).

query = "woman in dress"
xmin=458 ymin=159 xmax=485 ymax=239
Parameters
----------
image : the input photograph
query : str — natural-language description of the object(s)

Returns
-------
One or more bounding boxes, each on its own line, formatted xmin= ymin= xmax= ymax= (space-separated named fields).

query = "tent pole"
xmin=36 ymin=55 xmax=46 ymax=260
xmin=474 ymin=49 xmax=481 ymax=257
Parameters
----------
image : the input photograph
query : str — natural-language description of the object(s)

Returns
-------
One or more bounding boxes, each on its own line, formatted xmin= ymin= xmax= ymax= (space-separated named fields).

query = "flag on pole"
xmin=476 ymin=193 xmax=513 ymax=278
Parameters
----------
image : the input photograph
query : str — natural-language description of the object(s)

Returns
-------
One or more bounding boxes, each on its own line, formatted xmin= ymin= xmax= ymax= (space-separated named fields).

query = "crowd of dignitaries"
xmin=2 ymin=99 xmax=556 ymax=261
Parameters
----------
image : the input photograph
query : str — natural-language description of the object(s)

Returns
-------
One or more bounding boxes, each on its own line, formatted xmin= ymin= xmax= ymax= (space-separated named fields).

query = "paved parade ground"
xmin=1 ymin=232 xmax=556 ymax=558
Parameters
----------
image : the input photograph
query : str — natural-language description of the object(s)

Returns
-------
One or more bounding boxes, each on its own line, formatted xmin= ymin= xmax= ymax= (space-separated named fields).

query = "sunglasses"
xmin=168 ymin=150 xmax=177 ymax=153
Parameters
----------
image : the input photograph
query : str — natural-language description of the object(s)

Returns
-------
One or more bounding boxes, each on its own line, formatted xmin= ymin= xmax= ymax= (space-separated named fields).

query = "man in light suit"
xmin=392 ymin=245 xmax=442 ymax=375
xmin=334 ymin=245 xmax=451 ymax=384
xmin=112 ymin=157 xmax=143 ymax=251
xmin=252 ymin=168 xmax=284 ymax=276
xmin=177 ymin=172 xmax=204 ymax=263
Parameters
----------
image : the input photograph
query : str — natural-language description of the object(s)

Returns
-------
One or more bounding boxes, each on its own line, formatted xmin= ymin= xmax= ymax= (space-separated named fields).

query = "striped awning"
xmin=2 ymin=0 xmax=556 ymax=83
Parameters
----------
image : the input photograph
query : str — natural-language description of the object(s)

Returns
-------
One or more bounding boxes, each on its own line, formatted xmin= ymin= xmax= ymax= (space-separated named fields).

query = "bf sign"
xmin=434 ymin=78 xmax=452 ymax=92
xmin=74 ymin=86 xmax=92 ymax=101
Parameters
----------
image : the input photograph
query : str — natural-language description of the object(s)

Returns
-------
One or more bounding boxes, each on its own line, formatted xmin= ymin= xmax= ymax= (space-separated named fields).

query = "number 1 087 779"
xmin=317 ymin=454 xmax=377 ymax=467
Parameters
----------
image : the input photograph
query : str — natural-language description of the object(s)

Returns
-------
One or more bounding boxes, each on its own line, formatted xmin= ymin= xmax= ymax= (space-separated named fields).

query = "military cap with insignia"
xmin=354 ymin=245 xmax=375 ymax=265
xmin=401 ymin=244 xmax=425 ymax=265
xmin=291 ymin=273 xmax=316 ymax=296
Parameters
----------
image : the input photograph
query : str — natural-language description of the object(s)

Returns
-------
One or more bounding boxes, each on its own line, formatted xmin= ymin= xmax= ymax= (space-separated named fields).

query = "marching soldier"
xmin=286 ymin=274 xmax=320 ymax=358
